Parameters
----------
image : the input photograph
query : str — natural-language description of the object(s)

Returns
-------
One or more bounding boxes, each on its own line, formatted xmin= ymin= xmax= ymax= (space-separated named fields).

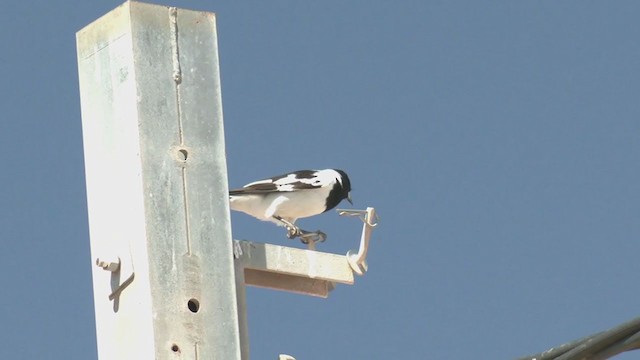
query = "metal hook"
xmin=336 ymin=207 xmax=378 ymax=275
xmin=336 ymin=209 xmax=380 ymax=227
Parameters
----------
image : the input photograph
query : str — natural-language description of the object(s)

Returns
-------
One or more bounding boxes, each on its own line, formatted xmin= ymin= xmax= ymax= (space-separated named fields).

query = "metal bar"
xmin=518 ymin=316 xmax=640 ymax=360
xmin=77 ymin=2 xmax=242 ymax=359
xmin=234 ymin=255 xmax=250 ymax=359
xmin=338 ymin=207 xmax=378 ymax=275
xmin=515 ymin=333 xmax=594 ymax=360
xmin=590 ymin=331 xmax=640 ymax=360
xmin=554 ymin=317 xmax=640 ymax=360
xmin=234 ymin=240 xmax=354 ymax=298
xmin=244 ymin=269 xmax=335 ymax=298
xmin=236 ymin=240 xmax=355 ymax=283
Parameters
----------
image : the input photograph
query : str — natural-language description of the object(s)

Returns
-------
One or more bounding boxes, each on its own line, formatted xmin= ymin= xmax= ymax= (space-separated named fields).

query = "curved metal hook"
xmin=336 ymin=207 xmax=378 ymax=275
xmin=336 ymin=209 xmax=380 ymax=227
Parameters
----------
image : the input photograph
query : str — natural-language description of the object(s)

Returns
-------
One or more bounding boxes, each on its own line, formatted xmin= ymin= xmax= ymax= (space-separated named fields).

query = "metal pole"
xmin=234 ymin=249 xmax=250 ymax=359
xmin=77 ymin=2 xmax=243 ymax=359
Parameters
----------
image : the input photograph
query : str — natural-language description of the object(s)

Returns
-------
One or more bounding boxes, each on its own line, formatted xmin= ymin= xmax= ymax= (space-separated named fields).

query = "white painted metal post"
xmin=77 ymin=2 xmax=244 ymax=359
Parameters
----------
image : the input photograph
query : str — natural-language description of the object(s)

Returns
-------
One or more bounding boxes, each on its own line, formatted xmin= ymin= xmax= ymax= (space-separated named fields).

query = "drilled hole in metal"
xmin=188 ymin=298 xmax=200 ymax=313
xmin=178 ymin=149 xmax=188 ymax=161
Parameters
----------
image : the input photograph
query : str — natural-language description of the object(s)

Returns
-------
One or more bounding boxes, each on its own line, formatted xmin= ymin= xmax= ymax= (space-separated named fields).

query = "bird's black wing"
xmin=229 ymin=170 xmax=322 ymax=195
xmin=229 ymin=182 xmax=279 ymax=195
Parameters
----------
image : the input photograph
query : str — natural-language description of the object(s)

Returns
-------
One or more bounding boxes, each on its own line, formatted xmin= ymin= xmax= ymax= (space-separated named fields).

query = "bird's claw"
xmin=285 ymin=226 xmax=300 ymax=239
xmin=298 ymin=230 xmax=327 ymax=244
xmin=284 ymin=225 xmax=327 ymax=244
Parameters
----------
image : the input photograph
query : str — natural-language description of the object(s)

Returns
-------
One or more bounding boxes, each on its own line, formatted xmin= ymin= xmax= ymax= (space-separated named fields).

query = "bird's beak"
xmin=347 ymin=193 xmax=353 ymax=205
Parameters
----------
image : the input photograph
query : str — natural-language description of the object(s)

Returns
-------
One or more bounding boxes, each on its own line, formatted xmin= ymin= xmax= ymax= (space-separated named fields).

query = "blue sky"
xmin=2 ymin=1 xmax=640 ymax=359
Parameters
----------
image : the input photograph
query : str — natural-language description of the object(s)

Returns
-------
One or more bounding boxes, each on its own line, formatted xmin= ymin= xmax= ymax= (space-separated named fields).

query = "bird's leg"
xmin=272 ymin=216 xmax=327 ymax=244
xmin=272 ymin=216 xmax=301 ymax=239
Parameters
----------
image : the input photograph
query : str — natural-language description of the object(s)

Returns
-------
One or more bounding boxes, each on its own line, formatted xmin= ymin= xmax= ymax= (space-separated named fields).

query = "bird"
xmin=229 ymin=169 xmax=352 ymax=243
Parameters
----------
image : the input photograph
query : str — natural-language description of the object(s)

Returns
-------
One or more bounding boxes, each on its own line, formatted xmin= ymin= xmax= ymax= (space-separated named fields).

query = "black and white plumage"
xmin=229 ymin=169 xmax=352 ymax=243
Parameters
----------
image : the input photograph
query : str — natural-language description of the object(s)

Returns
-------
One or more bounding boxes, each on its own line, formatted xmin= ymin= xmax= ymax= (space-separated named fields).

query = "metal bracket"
xmin=109 ymin=270 xmax=135 ymax=301
xmin=234 ymin=239 xmax=354 ymax=297
xmin=95 ymin=249 xmax=135 ymax=302
xmin=336 ymin=207 xmax=379 ymax=276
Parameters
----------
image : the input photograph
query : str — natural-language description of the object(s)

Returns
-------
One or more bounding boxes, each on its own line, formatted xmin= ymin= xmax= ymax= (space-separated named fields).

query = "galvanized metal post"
xmin=76 ymin=2 xmax=244 ymax=359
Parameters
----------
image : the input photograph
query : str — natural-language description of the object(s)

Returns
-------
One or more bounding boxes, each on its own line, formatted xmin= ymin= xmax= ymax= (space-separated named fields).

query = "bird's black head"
xmin=324 ymin=169 xmax=352 ymax=212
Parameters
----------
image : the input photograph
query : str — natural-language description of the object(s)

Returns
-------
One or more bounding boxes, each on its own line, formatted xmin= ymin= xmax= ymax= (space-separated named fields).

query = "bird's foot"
xmin=280 ymin=220 xmax=326 ymax=244
xmin=298 ymin=230 xmax=327 ymax=244
xmin=285 ymin=225 xmax=301 ymax=239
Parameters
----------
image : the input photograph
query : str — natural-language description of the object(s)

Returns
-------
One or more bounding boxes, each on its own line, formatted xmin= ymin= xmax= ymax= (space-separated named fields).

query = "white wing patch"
xmin=264 ymin=195 xmax=289 ymax=218
xmin=243 ymin=178 xmax=274 ymax=188
xmin=242 ymin=171 xmax=330 ymax=192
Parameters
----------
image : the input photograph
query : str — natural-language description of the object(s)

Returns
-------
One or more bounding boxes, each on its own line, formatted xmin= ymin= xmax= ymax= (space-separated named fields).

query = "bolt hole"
xmin=188 ymin=298 xmax=200 ymax=313
xmin=178 ymin=148 xmax=188 ymax=161
xmin=171 ymin=344 xmax=180 ymax=352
